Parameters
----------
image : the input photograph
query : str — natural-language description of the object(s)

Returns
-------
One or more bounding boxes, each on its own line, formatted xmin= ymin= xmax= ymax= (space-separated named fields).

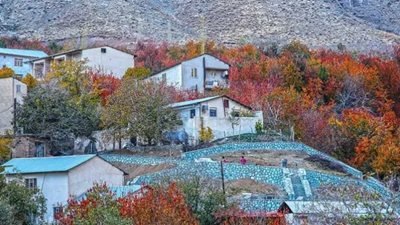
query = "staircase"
xmin=290 ymin=175 xmax=306 ymax=200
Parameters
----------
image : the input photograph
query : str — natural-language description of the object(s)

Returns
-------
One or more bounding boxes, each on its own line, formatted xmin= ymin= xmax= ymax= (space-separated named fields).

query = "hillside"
xmin=0 ymin=0 xmax=399 ymax=50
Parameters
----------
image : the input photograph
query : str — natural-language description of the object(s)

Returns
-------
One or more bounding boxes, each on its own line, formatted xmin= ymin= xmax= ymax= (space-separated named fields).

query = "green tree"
xmin=15 ymin=85 xmax=99 ymax=154
xmin=0 ymin=175 xmax=46 ymax=225
xmin=176 ymin=176 xmax=227 ymax=225
xmin=102 ymin=79 xmax=181 ymax=145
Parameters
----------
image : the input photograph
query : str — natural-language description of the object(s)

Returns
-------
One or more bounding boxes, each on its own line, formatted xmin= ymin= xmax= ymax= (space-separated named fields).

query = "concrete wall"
xmin=147 ymin=64 xmax=182 ymax=88
xmin=177 ymin=97 xmax=263 ymax=142
xmin=0 ymin=78 xmax=27 ymax=134
xmin=0 ymin=54 xmax=35 ymax=77
xmin=12 ymin=136 xmax=50 ymax=158
xmin=6 ymin=172 xmax=70 ymax=222
xmin=82 ymin=47 xmax=134 ymax=78
xmin=68 ymin=156 xmax=124 ymax=196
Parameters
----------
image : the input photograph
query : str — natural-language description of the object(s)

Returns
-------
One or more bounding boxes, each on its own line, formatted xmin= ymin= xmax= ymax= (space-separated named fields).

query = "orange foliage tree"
xmin=57 ymin=183 xmax=198 ymax=225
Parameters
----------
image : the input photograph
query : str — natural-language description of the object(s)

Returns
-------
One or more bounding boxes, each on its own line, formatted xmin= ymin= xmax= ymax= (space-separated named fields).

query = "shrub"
xmin=0 ymin=67 xmax=14 ymax=78
xmin=255 ymin=121 xmax=263 ymax=134
xmin=199 ymin=126 xmax=214 ymax=143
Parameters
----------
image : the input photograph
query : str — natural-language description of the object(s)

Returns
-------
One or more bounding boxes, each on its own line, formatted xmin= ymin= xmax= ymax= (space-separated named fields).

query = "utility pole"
xmin=12 ymin=76 xmax=16 ymax=135
xmin=220 ymin=160 xmax=226 ymax=196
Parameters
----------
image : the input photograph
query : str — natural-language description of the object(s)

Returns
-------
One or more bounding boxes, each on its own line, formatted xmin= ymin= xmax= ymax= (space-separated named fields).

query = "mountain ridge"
xmin=0 ymin=0 xmax=399 ymax=51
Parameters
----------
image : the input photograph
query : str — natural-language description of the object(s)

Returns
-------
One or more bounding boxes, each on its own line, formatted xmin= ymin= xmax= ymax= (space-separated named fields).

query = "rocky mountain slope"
xmin=0 ymin=0 xmax=399 ymax=51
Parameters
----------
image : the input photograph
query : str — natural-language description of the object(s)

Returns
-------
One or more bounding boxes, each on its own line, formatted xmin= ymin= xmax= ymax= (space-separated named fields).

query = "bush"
xmin=199 ymin=126 xmax=214 ymax=143
xmin=0 ymin=67 xmax=14 ymax=78
xmin=255 ymin=121 xmax=263 ymax=134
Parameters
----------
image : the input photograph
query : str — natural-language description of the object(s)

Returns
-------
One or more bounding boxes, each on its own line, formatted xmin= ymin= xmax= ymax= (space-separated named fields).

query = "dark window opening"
xmin=190 ymin=109 xmax=196 ymax=118
xmin=210 ymin=108 xmax=217 ymax=117
xmin=101 ymin=48 xmax=107 ymax=53
xmin=223 ymin=99 xmax=229 ymax=108
xmin=25 ymin=178 xmax=37 ymax=189
xmin=53 ymin=206 xmax=63 ymax=219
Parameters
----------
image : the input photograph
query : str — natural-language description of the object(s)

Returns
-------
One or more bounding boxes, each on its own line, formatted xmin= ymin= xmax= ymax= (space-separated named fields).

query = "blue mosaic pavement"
xmin=101 ymin=141 xmax=393 ymax=212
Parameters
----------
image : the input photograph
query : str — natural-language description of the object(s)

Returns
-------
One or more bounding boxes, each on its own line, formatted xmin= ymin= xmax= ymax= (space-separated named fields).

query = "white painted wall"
xmin=68 ymin=157 xmax=124 ymax=196
xmin=0 ymin=54 xmax=35 ymax=77
xmin=147 ymin=54 xmax=229 ymax=93
xmin=147 ymin=64 xmax=182 ymax=88
xmin=82 ymin=47 xmax=134 ymax=78
xmin=176 ymin=97 xmax=263 ymax=143
xmin=0 ymin=78 xmax=27 ymax=134
xmin=6 ymin=172 xmax=70 ymax=222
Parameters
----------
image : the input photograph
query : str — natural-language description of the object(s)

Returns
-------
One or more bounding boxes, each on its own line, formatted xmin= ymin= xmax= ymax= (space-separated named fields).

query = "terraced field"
xmin=100 ymin=141 xmax=391 ymax=212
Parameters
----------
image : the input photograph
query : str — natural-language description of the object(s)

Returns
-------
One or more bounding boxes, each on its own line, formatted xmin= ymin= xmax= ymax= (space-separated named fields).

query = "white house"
xmin=30 ymin=46 xmax=135 ymax=79
xmin=0 ymin=48 xmax=48 ymax=77
xmin=169 ymin=95 xmax=263 ymax=144
xmin=2 ymin=155 xmax=126 ymax=222
xmin=0 ymin=77 xmax=27 ymax=135
xmin=145 ymin=54 xmax=230 ymax=93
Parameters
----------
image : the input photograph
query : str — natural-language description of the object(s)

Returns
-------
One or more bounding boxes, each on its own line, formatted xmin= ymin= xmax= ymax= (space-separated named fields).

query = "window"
xmin=223 ymin=99 xmax=229 ymax=108
xmin=191 ymin=68 xmax=197 ymax=78
xmin=16 ymin=84 xmax=21 ymax=93
xmin=14 ymin=58 xmax=23 ymax=67
xmin=53 ymin=206 xmax=63 ymax=219
xmin=162 ymin=73 xmax=167 ymax=82
xmin=25 ymin=178 xmax=37 ymax=189
xmin=101 ymin=48 xmax=107 ymax=53
xmin=190 ymin=109 xmax=196 ymax=118
xmin=210 ymin=107 xmax=217 ymax=117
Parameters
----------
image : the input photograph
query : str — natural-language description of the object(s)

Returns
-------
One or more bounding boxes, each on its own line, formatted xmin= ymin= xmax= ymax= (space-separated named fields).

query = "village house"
xmin=145 ymin=53 xmax=230 ymax=93
xmin=11 ymin=135 xmax=51 ymax=158
xmin=0 ymin=77 xmax=27 ymax=135
xmin=30 ymin=46 xmax=135 ymax=79
xmin=169 ymin=95 xmax=263 ymax=144
xmin=0 ymin=48 xmax=48 ymax=77
xmin=278 ymin=201 xmax=393 ymax=224
xmin=2 ymin=155 xmax=126 ymax=222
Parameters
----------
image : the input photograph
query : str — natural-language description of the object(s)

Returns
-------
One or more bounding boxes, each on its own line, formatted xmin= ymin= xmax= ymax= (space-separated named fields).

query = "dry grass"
xmin=211 ymin=150 xmax=346 ymax=175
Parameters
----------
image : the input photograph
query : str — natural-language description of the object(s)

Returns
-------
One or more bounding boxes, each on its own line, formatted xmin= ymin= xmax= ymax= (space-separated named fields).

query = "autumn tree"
xmin=57 ymin=183 xmax=198 ymax=225
xmin=123 ymin=66 xmax=151 ymax=79
xmin=102 ymin=79 xmax=181 ymax=145
xmin=21 ymin=74 xmax=38 ymax=89
xmin=0 ymin=67 xmax=14 ymax=78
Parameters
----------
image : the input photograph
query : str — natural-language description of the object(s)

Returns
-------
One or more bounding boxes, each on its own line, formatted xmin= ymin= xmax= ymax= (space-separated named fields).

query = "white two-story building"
xmin=0 ymin=48 xmax=48 ymax=77
xmin=0 ymin=77 xmax=27 ymax=135
xmin=2 ymin=155 xmax=126 ymax=222
xmin=145 ymin=54 xmax=230 ymax=93
xmin=30 ymin=46 xmax=135 ymax=79
xmin=169 ymin=95 xmax=263 ymax=144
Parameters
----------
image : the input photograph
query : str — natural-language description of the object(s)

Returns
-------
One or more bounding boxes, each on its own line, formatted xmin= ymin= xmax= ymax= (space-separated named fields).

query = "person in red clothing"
xmin=222 ymin=156 xmax=228 ymax=163
xmin=240 ymin=155 xmax=247 ymax=165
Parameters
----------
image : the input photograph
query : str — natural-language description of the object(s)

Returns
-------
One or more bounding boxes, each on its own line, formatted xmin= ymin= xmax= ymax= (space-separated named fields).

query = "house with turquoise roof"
xmin=2 ymin=155 xmax=126 ymax=222
xmin=0 ymin=47 xmax=48 ymax=77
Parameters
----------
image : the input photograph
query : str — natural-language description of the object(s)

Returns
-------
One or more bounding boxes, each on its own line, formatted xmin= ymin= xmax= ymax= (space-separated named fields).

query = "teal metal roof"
xmin=2 ymin=155 xmax=96 ymax=174
xmin=0 ymin=48 xmax=48 ymax=58
xmin=168 ymin=96 xmax=221 ymax=108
